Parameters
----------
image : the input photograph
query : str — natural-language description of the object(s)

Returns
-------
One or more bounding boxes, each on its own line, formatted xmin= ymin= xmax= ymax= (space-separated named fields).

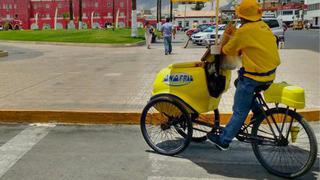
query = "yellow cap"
xmin=236 ymin=0 xmax=262 ymax=21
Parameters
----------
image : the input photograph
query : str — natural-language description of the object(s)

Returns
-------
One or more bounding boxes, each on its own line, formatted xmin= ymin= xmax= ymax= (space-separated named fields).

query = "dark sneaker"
xmin=207 ymin=132 xmax=229 ymax=151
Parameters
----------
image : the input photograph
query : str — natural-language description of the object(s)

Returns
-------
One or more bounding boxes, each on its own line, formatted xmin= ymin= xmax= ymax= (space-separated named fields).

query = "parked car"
xmin=191 ymin=24 xmax=225 ymax=46
xmin=292 ymin=20 xmax=304 ymax=30
xmin=186 ymin=23 xmax=215 ymax=37
xmin=204 ymin=23 xmax=242 ymax=46
xmin=262 ymin=18 xmax=285 ymax=45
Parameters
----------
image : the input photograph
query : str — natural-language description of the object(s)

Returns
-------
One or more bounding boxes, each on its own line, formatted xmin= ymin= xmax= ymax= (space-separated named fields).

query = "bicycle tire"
xmin=251 ymin=108 xmax=318 ymax=178
xmin=140 ymin=97 xmax=193 ymax=156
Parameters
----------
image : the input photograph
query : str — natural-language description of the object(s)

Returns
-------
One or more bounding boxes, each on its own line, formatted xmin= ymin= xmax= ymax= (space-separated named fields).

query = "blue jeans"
xmin=220 ymin=76 xmax=269 ymax=145
xmin=164 ymin=36 xmax=172 ymax=54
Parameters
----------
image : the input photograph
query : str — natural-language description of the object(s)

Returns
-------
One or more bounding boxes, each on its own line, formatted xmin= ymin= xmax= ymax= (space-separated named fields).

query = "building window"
xmin=83 ymin=2 xmax=86 ymax=8
xmin=14 ymin=4 xmax=17 ymax=9
xmin=185 ymin=21 xmax=189 ymax=27
xmin=46 ymin=4 xmax=49 ymax=8
xmin=107 ymin=12 xmax=112 ymax=17
xmin=178 ymin=21 xmax=182 ymax=26
xmin=46 ymin=14 xmax=50 ymax=18
xmin=107 ymin=2 xmax=112 ymax=7
xmin=282 ymin=10 xmax=293 ymax=15
xmin=203 ymin=20 xmax=207 ymax=24
xmin=94 ymin=2 xmax=99 ymax=8
xmin=120 ymin=12 xmax=125 ymax=17
xmin=83 ymin=13 xmax=87 ymax=18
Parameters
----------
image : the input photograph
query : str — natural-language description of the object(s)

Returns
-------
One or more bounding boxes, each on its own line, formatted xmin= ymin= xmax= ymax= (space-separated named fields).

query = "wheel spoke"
xmin=251 ymin=108 xmax=317 ymax=178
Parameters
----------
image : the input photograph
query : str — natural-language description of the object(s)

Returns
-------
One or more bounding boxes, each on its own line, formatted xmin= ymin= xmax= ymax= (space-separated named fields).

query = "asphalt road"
xmin=284 ymin=29 xmax=320 ymax=52
xmin=180 ymin=29 xmax=320 ymax=52
xmin=0 ymin=124 xmax=319 ymax=180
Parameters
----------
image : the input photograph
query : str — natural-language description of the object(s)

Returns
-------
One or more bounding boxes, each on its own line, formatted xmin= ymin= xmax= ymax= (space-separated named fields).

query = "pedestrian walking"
xmin=145 ymin=21 xmax=153 ymax=49
xmin=161 ymin=18 xmax=176 ymax=55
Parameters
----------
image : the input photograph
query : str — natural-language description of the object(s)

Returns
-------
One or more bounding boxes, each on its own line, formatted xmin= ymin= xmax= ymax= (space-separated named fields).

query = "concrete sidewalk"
xmin=0 ymin=40 xmax=319 ymax=123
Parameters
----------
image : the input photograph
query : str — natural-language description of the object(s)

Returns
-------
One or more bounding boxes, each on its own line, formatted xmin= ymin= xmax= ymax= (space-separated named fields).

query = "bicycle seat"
xmin=254 ymin=83 xmax=272 ymax=93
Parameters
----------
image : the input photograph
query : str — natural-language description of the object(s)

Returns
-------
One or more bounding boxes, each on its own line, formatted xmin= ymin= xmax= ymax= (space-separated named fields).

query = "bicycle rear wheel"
xmin=251 ymin=108 xmax=318 ymax=178
xmin=140 ymin=97 xmax=193 ymax=156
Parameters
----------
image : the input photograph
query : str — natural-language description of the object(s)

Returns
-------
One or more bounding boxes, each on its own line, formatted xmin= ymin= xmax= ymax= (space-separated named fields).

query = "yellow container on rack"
xmin=263 ymin=82 xmax=305 ymax=109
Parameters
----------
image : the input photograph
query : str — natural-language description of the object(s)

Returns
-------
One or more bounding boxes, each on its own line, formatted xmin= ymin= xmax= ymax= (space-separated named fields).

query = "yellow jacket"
xmin=222 ymin=21 xmax=281 ymax=82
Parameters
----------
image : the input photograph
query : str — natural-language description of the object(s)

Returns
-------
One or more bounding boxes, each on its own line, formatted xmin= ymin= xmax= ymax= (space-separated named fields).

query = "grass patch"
xmin=0 ymin=29 xmax=145 ymax=44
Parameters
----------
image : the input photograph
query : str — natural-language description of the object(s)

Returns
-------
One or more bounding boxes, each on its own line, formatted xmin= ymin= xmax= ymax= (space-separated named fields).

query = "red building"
xmin=0 ymin=0 xmax=132 ymax=29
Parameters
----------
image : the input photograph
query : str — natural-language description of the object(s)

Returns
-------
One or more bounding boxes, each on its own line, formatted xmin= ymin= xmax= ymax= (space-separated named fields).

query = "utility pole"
xmin=159 ymin=0 xmax=162 ymax=23
xmin=170 ymin=0 xmax=173 ymax=22
xmin=131 ymin=0 xmax=138 ymax=37
xmin=157 ymin=0 xmax=160 ymax=29
xmin=157 ymin=0 xmax=162 ymax=30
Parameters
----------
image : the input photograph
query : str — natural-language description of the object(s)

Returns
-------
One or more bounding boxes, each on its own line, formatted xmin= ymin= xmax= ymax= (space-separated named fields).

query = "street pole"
xmin=170 ymin=0 xmax=173 ymax=22
xmin=159 ymin=0 xmax=162 ymax=23
xmin=184 ymin=4 xmax=186 ymax=30
xmin=131 ymin=0 xmax=138 ymax=37
xmin=215 ymin=0 xmax=220 ymax=45
xmin=157 ymin=0 xmax=159 ymax=24
xmin=211 ymin=0 xmax=214 ymax=23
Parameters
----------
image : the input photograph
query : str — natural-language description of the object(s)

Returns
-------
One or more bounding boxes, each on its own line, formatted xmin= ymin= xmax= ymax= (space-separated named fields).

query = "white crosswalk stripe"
xmin=0 ymin=124 xmax=55 ymax=178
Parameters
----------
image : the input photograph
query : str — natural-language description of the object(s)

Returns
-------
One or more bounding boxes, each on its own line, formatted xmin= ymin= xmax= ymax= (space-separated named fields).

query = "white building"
xmin=277 ymin=9 xmax=302 ymax=24
xmin=174 ymin=11 xmax=216 ymax=29
xmin=305 ymin=0 xmax=320 ymax=28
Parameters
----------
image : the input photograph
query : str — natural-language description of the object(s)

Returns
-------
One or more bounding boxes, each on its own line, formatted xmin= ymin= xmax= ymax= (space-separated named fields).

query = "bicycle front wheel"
xmin=140 ymin=97 xmax=193 ymax=156
xmin=251 ymin=108 xmax=318 ymax=178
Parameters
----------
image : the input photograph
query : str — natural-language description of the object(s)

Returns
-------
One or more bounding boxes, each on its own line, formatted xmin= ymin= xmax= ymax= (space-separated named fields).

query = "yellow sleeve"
xmin=222 ymin=30 xmax=243 ymax=56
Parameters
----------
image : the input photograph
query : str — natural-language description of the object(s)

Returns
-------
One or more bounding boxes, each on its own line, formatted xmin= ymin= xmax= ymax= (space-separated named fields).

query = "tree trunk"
xmin=131 ymin=0 xmax=138 ymax=37
xmin=69 ymin=0 xmax=73 ymax=20
xmin=113 ymin=0 xmax=115 ymax=31
xmin=79 ymin=0 xmax=82 ymax=29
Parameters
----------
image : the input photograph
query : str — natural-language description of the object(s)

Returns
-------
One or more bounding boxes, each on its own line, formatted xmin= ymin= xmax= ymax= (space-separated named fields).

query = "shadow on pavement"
xmin=0 ymin=44 xmax=44 ymax=61
xmin=147 ymin=140 xmax=319 ymax=180
xmin=181 ymin=142 xmax=319 ymax=180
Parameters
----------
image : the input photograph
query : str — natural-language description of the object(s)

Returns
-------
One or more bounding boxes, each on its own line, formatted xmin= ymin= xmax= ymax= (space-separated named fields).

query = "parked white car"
xmin=204 ymin=23 xmax=242 ymax=46
xmin=191 ymin=25 xmax=225 ymax=46
xmin=262 ymin=18 xmax=285 ymax=44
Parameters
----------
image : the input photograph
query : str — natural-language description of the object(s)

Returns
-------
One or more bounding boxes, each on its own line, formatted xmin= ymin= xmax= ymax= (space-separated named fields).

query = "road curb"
xmin=0 ymin=109 xmax=318 ymax=125
xmin=0 ymin=40 xmax=145 ymax=48
xmin=0 ymin=50 xmax=8 ymax=57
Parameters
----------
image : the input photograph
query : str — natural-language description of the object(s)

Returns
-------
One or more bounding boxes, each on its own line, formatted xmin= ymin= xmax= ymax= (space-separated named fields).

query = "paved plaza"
xmin=0 ymin=34 xmax=319 ymax=113
xmin=0 ymin=31 xmax=319 ymax=180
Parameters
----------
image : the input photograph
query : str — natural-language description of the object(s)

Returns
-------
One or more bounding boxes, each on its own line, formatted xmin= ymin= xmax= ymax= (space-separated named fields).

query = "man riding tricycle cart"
xmin=140 ymin=0 xmax=318 ymax=178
